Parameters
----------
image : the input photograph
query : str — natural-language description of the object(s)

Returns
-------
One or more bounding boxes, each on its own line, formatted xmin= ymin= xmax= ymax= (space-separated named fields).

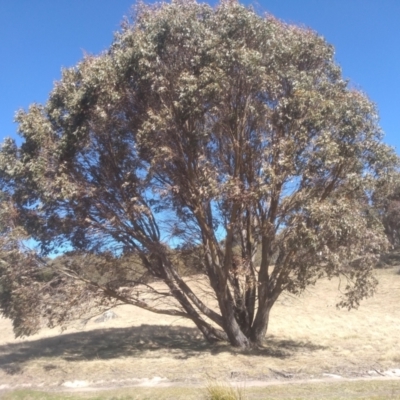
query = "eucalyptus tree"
xmin=373 ymin=173 xmax=400 ymax=250
xmin=1 ymin=0 xmax=397 ymax=347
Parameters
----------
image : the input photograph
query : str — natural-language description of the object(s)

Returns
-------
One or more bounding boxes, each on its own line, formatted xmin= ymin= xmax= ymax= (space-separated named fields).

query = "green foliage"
xmin=1 ymin=0 xmax=398 ymax=346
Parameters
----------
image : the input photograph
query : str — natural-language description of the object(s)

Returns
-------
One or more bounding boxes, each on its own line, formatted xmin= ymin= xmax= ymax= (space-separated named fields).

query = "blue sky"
xmin=1 ymin=0 xmax=399 ymax=153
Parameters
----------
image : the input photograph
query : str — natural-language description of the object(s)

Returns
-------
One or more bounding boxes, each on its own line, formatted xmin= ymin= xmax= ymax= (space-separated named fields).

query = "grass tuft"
xmin=205 ymin=379 xmax=247 ymax=400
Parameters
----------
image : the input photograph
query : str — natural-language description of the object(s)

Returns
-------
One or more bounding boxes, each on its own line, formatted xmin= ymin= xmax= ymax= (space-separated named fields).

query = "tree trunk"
xmin=250 ymin=302 xmax=272 ymax=346
xmin=224 ymin=313 xmax=250 ymax=348
xmin=218 ymin=289 xmax=251 ymax=348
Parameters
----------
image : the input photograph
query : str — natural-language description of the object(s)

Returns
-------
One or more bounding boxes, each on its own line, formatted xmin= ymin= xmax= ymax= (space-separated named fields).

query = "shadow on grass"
xmin=0 ymin=324 xmax=326 ymax=374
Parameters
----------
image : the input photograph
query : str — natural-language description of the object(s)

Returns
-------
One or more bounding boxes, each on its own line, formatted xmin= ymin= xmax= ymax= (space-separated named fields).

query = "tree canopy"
xmin=372 ymin=172 xmax=400 ymax=251
xmin=0 ymin=0 xmax=398 ymax=347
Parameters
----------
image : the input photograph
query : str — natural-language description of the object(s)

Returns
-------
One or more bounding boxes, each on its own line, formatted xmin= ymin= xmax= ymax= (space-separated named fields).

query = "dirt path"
xmin=1 ymin=370 xmax=399 ymax=394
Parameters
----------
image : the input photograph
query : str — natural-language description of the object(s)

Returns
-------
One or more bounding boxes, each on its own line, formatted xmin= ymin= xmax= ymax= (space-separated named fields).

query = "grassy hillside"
xmin=0 ymin=267 xmax=399 ymax=396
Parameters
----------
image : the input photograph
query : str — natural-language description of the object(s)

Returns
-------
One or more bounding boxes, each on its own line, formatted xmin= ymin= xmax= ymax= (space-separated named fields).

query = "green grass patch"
xmin=3 ymin=379 xmax=400 ymax=400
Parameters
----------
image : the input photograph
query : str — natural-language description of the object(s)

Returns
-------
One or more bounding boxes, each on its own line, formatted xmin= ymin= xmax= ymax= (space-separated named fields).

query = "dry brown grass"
xmin=0 ymin=267 xmax=399 ymax=391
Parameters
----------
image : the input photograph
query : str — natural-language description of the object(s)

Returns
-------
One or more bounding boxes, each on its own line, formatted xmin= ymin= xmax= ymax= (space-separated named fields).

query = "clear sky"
xmin=1 ymin=0 xmax=399 ymax=153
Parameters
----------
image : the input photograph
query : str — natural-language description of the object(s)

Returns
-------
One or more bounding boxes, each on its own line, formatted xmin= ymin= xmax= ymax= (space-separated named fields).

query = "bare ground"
xmin=0 ymin=267 xmax=399 ymax=393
